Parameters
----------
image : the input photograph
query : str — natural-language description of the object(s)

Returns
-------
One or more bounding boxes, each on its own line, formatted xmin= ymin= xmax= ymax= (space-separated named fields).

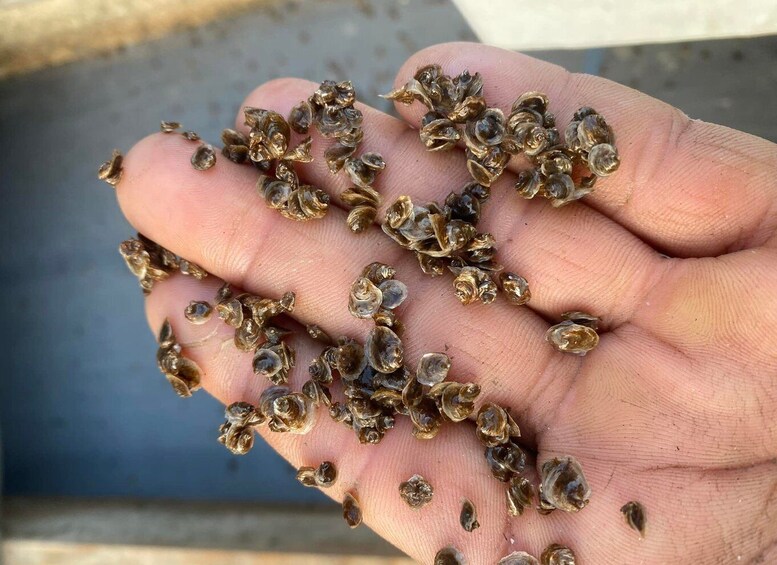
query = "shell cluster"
xmin=383 ymin=64 xmax=619 ymax=305
xmin=156 ymin=319 xmax=202 ymax=397
xmin=291 ymin=80 xmax=385 ymax=233
xmin=296 ymin=460 xmax=338 ymax=488
xmin=119 ymin=233 xmax=207 ymax=294
xmin=217 ymin=401 xmax=264 ymax=455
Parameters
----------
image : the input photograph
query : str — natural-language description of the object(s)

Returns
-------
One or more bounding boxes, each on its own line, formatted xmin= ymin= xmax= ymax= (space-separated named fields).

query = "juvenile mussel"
xmin=538 ymin=456 xmax=591 ymax=514
xmin=259 ymin=385 xmax=316 ymax=434
xmin=546 ymin=311 xmax=600 ymax=355
xmin=296 ymin=460 xmax=338 ymax=488
xmin=213 ymin=283 xmax=297 ymax=383
xmin=217 ymin=401 xmax=265 ymax=454
xmin=156 ymin=319 xmax=202 ymax=397
xmin=119 ymin=233 xmax=207 ymax=294
xmin=540 ymin=544 xmax=576 ymax=565
xmin=399 ymin=474 xmax=434 ymax=509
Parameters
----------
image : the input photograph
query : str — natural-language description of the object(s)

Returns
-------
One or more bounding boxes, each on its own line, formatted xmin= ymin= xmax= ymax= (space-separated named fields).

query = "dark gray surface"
xmin=0 ymin=0 xmax=775 ymax=504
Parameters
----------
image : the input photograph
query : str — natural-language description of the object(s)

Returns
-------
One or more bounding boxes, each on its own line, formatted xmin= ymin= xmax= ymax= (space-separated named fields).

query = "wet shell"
xmin=342 ymin=491 xmax=362 ymax=528
xmin=217 ymin=298 xmax=244 ymax=328
xmin=499 ymin=273 xmax=531 ymax=306
xmin=486 ymin=441 xmax=527 ymax=481
xmin=97 ymin=149 xmax=123 ymax=186
xmin=539 ymin=456 xmax=591 ymax=513
xmin=308 ymin=356 xmax=333 ymax=385
xmin=546 ymin=321 xmax=599 ymax=355
xmin=440 ymin=383 xmax=480 ymax=422
xmin=399 ymin=474 xmax=434 ymax=509
xmin=234 ymin=318 xmax=264 ymax=352
xmin=334 ymin=341 xmax=368 ymax=381
xmin=253 ymin=348 xmax=284 ymax=379
xmin=378 ymin=279 xmax=408 ymax=310
xmin=301 ymin=379 xmax=332 ymax=407
xmin=191 ymin=144 xmax=216 ymax=170
xmin=560 ymin=311 xmax=599 ymax=330
xmin=289 ymin=100 xmax=313 ymax=134
xmin=361 ymin=262 xmax=397 ymax=285
xmin=271 ymin=392 xmax=316 ymax=434
xmin=434 ymin=546 xmax=466 ymax=565
xmin=184 ymin=300 xmax=212 ymax=324
xmin=409 ymin=399 xmax=442 ymax=440
xmin=476 ymin=403 xmax=520 ymax=447
xmin=365 ymin=326 xmax=404 ymax=373
xmin=315 ymin=461 xmax=338 ymax=487
xmin=349 ymin=277 xmax=383 ymax=318
xmin=296 ymin=466 xmax=317 ymax=487
xmin=506 ymin=475 xmax=534 ymax=516
xmin=498 ymin=551 xmax=539 ymax=565
xmin=540 ymin=544 xmax=576 ymax=565
xmin=416 ymin=352 xmax=451 ymax=386
xmin=160 ymin=120 xmax=181 ymax=133
xmin=258 ymin=385 xmax=291 ymax=420
xmin=587 ymin=143 xmax=620 ymax=176
xmin=621 ymin=501 xmax=646 ymax=538
xmin=460 ymin=498 xmax=480 ymax=532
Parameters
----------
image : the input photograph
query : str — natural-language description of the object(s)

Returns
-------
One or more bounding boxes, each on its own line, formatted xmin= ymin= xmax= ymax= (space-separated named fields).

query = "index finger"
xmin=391 ymin=42 xmax=777 ymax=258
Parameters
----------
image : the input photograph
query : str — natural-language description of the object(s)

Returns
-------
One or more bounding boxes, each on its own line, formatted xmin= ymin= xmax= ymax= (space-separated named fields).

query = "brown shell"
xmin=365 ymin=326 xmax=404 ymax=373
xmin=416 ymin=352 xmax=451 ymax=386
xmin=540 ymin=544 xmax=576 ymax=565
xmin=399 ymin=474 xmax=434 ymax=509
xmin=621 ymin=500 xmax=646 ymax=538
xmin=546 ymin=321 xmax=599 ymax=355
xmin=342 ymin=491 xmax=362 ymax=528
xmin=184 ymin=301 xmax=213 ymax=324
xmin=539 ymin=456 xmax=591 ymax=513
xmin=160 ymin=120 xmax=182 ymax=133
xmin=506 ymin=475 xmax=534 ymax=516
xmin=97 ymin=149 xmax=123 ymax=186
xmin=460 ymin=498 xmax=480 ymax=532
xmin=499 ymin=273 xmax=531 ymax=305
xmin=498 ymin=551 xmax=539 ymax=565
xmin=434 ymin=546 xmax=466 ymax=565
xmin=191 ymin=144 xmax=216 ymax=171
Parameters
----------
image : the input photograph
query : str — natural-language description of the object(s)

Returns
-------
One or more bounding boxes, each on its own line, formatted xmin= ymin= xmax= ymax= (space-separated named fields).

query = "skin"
xmin=116 ymin=43 xmax=777 ymax=564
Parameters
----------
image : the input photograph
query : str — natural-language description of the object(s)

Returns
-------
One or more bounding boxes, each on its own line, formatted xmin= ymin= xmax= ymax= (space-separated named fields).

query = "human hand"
xmin=115 ymin=42 xmax=777 ymax=564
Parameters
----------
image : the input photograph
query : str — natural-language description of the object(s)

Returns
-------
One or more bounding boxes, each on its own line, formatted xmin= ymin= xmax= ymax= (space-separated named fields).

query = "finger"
xmin=117 ymin=132 xmax=571 ymax=433
xmin=144 ymin=274 xmax=546 ymax=563
xmin=392 ymin=42 xmax=777 ymax=258
xmin=236 ymin=78 xmax=669 ymax=327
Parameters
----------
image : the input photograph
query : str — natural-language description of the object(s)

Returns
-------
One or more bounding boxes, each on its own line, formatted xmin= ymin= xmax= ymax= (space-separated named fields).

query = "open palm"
xmin=116 ymin=43 xmax=777 ymax=564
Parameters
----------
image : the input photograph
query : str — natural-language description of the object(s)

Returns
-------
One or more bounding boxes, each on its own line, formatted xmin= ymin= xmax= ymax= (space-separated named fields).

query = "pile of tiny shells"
xmin=289 ymin=80 xmax=385 ymax=233
xmin=100 ymin=62 xmax=639 ymax=564
xmin=156 ymin=319 xmax=202 ymax=397
xmin=119 ymin=233 xmax=207 ymax=294
xmin=383 ymin=64 xmax=620 ymax=306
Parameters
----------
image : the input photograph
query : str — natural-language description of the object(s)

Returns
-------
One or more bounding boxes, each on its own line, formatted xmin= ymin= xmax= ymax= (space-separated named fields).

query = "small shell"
xmin=347 ymin=206 xmax=378 ymax=233
xmin=296 ymin=466 xmax=317 ymax=487
xmin=97 ymin=149 xmax=123 ymax=186
xmin=476 ymin=403 xmax=520 ymax=447
xmin=540 ymin=544 xmax=576 ymax=565
xmin=409 ymin=399 xmax=442 ymax=440
xmin=334 ymin=341 xmax=368 ymax=381
xmin=344 ymin=156 xmax=377 ymax=188
xmin=378 ymin=279 xmax=407 ymax=310
xmin=399 ymin=474 xmax=434 ymax=509
xmin=434 ymin=546 xmax=466 ymax=565
xmin=499 ymin=273 xmax=531 ymax=306
xmin=498 ymin=551 xmax=539 ymax=565
xmin=288 ymin=100 xmax=313 ymax=133
xmin=349 ymin=277 xmax=383 ymax=318
xmin=181 ymin=131 xmax=200 ymax=141
xmin=420 ymin=118 xmax=460 ymax=151
xmin=560 ymin=311 xmax=600 ymax=330
xmin=342 ymin=491 xmax=362 ymax=528
xmin=158 ymin=318 xmax=176 ymax=348
xmin=546 ymin=321 xmax=599 ymax=355
xmin=325 ymin=142 xmax=357 ymax=173
xmin=315 ymin=461 xmax=338 ymax=487
xmin=271 ymin=392 xmax=316 ymax=434
xmin=259 ymin=385 xmax=291 ymax=420
xmin=416 ymin=352 xmax=451 ymax=386
xmin=506 ymin=475 xmax=534 ymax=516
xmin=184 ymin=300 xmax=212 ymax=324
xmin=485 ymin=440 xmax=527 ymax=481
xmin=365 ymin=326 xmax=404 ymax=373
xmin=234 ymin=318 xmax=263 ymax=352
xmin=512 ymin=91 xmax=549 ymax=114
xmin=577 ymin=113 xmax=613 ymax=150
xmin=460 ymin=498 xmax=480 ymax=532
xmin=362 ymin=262 xmax=397 ymax=285
xmin=440 ymin=382 xmax=480 ymax=422
xmin=253 ymin=348 xmax=283 ymax=379
xmin=160 ymin=121 xmax=182 ymax=133
xmin=221 ymin=128 xmax=249 ymax=147
xmin=587 ymin=143 xmax=620 ymax=176
xmin=539 ymin=456 xmax=591 ymax=513
xmin=301 ymin=379 xmax=332 ymax=407
xmin=621 ymin=501 xmax=646 ymax=538
xmin=401 ymin=375 xmax=424 ymax=409
xmin=191 ymin=144 xmax=216 ymax=171
xmin=308 ymin=356 xmax=333 ymax=385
